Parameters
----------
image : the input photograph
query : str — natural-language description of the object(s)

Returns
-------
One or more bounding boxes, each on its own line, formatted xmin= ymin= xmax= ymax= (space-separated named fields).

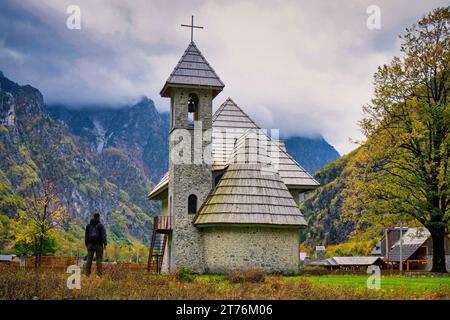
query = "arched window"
xmin=187 ymin=93 xmax=199 ymax=126
xmin=188 ymin=194 xmax=197 ymax=214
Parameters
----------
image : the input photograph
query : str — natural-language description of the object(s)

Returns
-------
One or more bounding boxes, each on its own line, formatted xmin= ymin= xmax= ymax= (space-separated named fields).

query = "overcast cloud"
xmin=0 ymin=0 xmax=447 ymax=154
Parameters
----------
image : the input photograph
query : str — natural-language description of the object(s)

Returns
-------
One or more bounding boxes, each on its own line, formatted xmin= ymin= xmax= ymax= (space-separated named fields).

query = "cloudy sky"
xmin=0 ymin=0 xmax=447 ymax=154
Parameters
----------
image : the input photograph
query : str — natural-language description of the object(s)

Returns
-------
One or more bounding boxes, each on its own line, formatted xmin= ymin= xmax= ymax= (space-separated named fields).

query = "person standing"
xmin=85 ymin=212 xmax=107 ymax=275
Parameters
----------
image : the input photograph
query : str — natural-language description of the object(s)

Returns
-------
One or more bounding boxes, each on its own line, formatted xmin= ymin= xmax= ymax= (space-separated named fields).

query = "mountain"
xmin=284 ymin=136 xmax=340 ymax=174
xmin=0 ymin=73 xmax=158 ymax=250
xmin=1 ymin=71 xmax=342 ymax=253
xmin=300 ymin=148 xmax=361 ymax=247
xmin=48 ymin=103 xmax=339 ymax=181
xmin=47 ymin=97 xmax=169 ymax=183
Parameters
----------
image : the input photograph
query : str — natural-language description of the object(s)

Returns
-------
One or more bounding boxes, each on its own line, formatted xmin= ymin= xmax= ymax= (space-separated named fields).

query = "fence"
xmin=3 ymin=256 xmax=78 ymax=270
xmin=85 ymin=262 xmax=148 ymax=273
xmin=5 ymin=256 xmax=149 ymax=272
xmin=26 ymin=256 xmax=78 ymax=268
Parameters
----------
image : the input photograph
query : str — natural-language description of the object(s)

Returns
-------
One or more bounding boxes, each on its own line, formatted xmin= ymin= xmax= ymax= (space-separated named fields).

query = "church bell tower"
xmin=160 ymin=35 xmax=224 ymax=272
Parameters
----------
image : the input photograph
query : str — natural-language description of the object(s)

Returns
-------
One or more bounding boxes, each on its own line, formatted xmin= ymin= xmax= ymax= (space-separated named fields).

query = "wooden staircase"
xmin=147 ymin=216 xmax=172 ymax=273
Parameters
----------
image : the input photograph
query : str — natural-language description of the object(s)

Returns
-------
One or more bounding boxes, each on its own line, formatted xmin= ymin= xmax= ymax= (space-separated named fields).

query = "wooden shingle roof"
xmin=387 ymin=228 xmax=430 ymax=262
xmin=148 ymin=98 xmax=319 ymax=199
xmin=160 ymin=42 xmax=225 ymax=97
xmin=194 ymin=132 xmax=307 ymax=227
xmin=212 ymin=98 xmax=260 ymax=169
xmin=212 ymin=98 xmax=319 ymax=188
xmin=308 ymin=256 xmax=384 ymax=267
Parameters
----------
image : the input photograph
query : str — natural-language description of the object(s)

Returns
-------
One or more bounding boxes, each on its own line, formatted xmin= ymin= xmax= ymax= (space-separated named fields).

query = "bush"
xmin=174 ymin=267 xmax=195 ymax=282
xmin=225 ymin=270 xmax=266 ymax=283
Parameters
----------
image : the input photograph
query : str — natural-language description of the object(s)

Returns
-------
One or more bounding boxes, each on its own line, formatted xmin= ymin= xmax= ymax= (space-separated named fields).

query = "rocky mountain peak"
xmin=0 ymin=71 xmax=44 ymax=119
xmin=135 ymin=96 xmax=152 ymax=107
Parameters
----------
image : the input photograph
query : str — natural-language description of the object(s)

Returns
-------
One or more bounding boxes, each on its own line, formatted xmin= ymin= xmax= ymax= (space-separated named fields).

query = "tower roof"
xmin=148 ymin=98 xmax=319 ymax=200
xmin=212 ymin=98 xmax=319 ymax=188
xmin=212 ymin=98 xmax=260 ymax=168
xmin=194 ymin=131 xmax=307 ymax=227
xmin=160 ymin=42 xmax=225 ymax=97
xmin=212 ymin=98 xmax=260 ymax=129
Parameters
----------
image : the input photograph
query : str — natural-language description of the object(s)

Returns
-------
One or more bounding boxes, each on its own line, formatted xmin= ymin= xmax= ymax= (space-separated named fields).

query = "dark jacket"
xmin=85 ymin=218 xmax=107 ymax=246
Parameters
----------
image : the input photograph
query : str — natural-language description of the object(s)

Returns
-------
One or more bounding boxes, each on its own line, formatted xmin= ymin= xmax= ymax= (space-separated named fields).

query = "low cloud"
xmin=0 ymin=0 xmax=447 ymax=153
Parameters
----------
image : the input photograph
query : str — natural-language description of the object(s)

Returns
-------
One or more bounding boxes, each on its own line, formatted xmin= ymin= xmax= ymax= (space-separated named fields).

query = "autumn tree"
xmin=345 ymin=7 xmax=449 ymax=272
xmin=12 ymin=181 xmax=68 ymax=268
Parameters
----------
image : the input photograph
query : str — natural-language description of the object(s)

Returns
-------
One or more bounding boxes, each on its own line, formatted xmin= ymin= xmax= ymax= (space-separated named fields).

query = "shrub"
xmin=174 ymin=267 xmax=195 ymax=282
xmin=225 ymin=270 xmax=266 ymax=283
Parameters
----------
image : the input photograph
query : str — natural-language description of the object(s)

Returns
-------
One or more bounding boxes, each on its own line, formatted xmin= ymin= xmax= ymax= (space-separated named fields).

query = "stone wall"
xmin=168 ymin=87 xmax=213 ymax=273
xmin=159 ymin=198 xmax=171 ymax=274
xmin=202 ymin=226 xmax=300 ymax=274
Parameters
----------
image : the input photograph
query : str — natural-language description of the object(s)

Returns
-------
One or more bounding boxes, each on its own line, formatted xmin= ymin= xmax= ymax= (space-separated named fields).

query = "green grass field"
xmin=294 ymin=275 xmax=450 ymax=294
xmin=193 ymin=273 xmax=450 ymax=299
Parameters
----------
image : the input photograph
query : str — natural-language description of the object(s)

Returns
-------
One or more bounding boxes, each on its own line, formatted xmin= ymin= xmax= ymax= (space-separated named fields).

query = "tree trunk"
xmin=428 ymin=226 xmax=447 ymax=273
xmin=36 ymin=236 xmax=44 ymax=269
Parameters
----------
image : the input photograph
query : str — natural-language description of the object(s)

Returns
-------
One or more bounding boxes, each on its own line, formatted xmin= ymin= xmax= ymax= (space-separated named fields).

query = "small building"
xmin=315 ymin=246 xmax=326 ymax=260
xmin=371 ymin=226 xmax=409 ymax=257
xmin=0 ymin=254 xmax=18 ymax=264
xmin=380 ymin=227 xmax=450 ymax=271
xmin=308 ymin=256 xmax=384 ymax=270
xmin=299 ymin=252 xmax=309 ymax=262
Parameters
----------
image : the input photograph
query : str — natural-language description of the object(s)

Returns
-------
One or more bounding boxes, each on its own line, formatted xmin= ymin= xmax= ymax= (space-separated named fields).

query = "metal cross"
xmin=181 ymin=15 xmax=204 ymax=43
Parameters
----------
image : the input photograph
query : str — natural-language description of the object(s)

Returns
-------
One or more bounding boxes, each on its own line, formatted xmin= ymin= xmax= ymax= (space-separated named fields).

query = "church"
xmin=148 ymin=25 xmax=319 ymax=274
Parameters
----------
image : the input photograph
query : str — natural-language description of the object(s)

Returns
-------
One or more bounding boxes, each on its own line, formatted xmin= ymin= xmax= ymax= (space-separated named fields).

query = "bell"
xmin=188 ymin=99 xmax=196 ymax=112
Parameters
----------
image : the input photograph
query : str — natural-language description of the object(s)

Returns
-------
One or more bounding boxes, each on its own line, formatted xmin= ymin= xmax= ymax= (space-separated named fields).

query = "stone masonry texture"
xmin=202 ymin=226 xmax=300 ymax=274
xmin=168 ymin=87 xmax=213 ymax=273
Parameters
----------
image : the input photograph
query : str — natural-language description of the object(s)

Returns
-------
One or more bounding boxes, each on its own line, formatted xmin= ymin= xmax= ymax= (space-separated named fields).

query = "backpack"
xmin=88 ymin=224 xmax=101 ymax=243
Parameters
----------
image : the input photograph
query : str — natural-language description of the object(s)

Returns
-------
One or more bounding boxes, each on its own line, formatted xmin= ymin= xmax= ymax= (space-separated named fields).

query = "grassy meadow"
xmin=0 ymin=265 xmax=449 ymax=300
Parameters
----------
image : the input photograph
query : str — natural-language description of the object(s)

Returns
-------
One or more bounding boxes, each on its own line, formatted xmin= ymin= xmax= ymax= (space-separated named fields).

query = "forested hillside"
xmin=0 ymin=72 xmax=156 ymax=256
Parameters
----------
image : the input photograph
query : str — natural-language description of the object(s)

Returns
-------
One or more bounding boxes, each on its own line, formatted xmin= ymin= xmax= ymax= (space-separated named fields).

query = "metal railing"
xmin=153 ymin=215 xmax=173 ymax=232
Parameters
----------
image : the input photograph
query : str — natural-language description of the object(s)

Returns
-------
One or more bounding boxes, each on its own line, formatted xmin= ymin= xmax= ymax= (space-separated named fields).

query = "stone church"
xmin=148 ymin=40 xmax=319 ymax=274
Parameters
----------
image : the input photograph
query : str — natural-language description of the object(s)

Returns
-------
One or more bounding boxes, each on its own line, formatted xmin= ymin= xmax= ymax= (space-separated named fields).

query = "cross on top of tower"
xmin=181 ymin=15 xmax=204 ymax=43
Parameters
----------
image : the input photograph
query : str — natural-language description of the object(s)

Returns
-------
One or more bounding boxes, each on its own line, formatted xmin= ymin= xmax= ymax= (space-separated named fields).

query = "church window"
xmin=187 ymin=93 xmax=199 ymax=126
xmin=188 ymin=194 xmax=197 ymax=214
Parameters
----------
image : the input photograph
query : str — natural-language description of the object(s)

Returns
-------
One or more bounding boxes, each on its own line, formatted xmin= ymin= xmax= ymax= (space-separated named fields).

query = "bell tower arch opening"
xmin=187 ymin=93 xmax=199 ymax=126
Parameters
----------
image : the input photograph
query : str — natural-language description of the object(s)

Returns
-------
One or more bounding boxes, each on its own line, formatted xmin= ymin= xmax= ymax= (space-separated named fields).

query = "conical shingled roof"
xmin=148 ymin=98 xmax=319 ymax=200
xmin=212 ymin=98 xmax=260 ymax=168
xmin=194 ymin=131 xmax=307 ymax=227
xmin=212 ymin=98 xmax=260 ymax=129
xmin=160 ymin=42 xmax=225 ymax=97
xmin=212 ymin=99 xmax=319 ymax=188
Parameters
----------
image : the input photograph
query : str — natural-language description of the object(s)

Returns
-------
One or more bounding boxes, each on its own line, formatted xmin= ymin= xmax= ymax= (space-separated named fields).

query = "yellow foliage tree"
xmin=344 ymin=7 xmax=449 ymax=272
xmin=12 ymin=181 xmax=68 ymax=268
xmin=325 ymin=240 xmax=377 ymax=257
